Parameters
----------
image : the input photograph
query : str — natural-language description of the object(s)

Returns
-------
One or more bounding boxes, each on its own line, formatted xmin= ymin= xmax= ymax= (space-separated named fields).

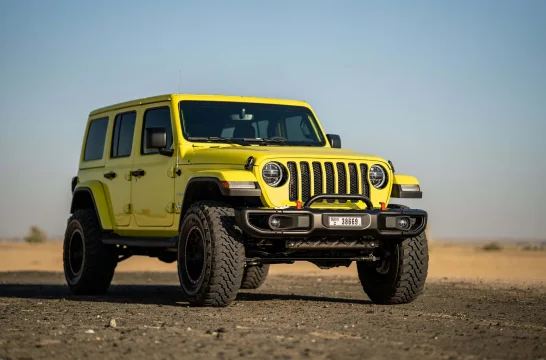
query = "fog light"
xmin=396 ymin=216 xmax=410 ymax=230
xmin=270 ymin=216 xmax=281 ymax=229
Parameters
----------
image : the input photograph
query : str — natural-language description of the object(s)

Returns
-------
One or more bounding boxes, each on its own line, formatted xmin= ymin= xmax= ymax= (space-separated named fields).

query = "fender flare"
xmin=390 ymin=174 xmax=422 ymax=199
xmin=71 ymin=181 xmax=114 ymax=230
xmin=178 ymin=175 xmax=262 ymax=232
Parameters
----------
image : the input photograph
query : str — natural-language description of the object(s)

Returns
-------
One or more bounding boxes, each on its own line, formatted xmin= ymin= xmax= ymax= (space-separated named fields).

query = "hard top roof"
xmin=89 ymin=94 xmax=310 ymax=116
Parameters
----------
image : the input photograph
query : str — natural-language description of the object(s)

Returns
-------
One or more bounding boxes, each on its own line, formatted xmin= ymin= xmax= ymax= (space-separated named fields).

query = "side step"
xmin=102 ymin=236 xmax=178 ymax=248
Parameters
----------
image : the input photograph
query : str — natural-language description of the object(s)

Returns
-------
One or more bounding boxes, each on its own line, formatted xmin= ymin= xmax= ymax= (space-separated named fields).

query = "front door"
xmin=103 ymin=111 xmax=137 ymax=226
xmin=131 ymin=105 xmax=176 ymax=227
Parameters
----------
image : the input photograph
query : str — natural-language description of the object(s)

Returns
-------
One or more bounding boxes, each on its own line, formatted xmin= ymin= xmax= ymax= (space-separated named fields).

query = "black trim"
xmin=71 ymin=176 xmax=78 ymax=194
xmin=388 ymin=160 xmax=395 ymax=173
xmin=303 ymin=194 xmax=373 ymax=209
xmin=244 ymin=156 xmax=256 ymax=170
xmin=326 ymin=134 xmax=341 ymax=148
xmin=185 ymin=177 xmax=262 ymax=197
xmin=391 ymin=184 xmax=423 ymax=199
xmin=235 ymin=205 xmax=427 ymax=239
xmin=70 ymin=187 xmax=105 ymax=231
xmin=102 ymin=236 xmax=178 ymax=248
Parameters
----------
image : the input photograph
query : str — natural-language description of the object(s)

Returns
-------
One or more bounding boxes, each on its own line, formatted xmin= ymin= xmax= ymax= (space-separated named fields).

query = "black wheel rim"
xmin=375 ymin=245 xmax=395 ymax=275
xmin=184 ymin=226 xmax=205 ymax=284
xmin=69 ymin=230 xmax=84 ymax=277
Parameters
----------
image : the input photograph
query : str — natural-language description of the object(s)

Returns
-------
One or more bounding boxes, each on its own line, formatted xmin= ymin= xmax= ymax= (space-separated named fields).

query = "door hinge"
xmin=168 ymin=167 xmax=182 ymax=178
xmin=123 ymin=204 xmax=132 ymax=214
xmin=167 ymin=202 xmax=182 ymax=214
xmin=124 ymin=170 xmax=133 ymax=181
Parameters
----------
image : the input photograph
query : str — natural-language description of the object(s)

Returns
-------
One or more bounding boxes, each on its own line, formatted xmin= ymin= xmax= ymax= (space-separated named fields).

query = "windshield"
xmin=178 ymin=100 xmax=326 ymax=146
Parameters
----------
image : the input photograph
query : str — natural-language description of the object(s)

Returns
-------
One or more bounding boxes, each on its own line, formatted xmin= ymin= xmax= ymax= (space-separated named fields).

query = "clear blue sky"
xmin=1 ymin=0 xmax=545 ymax=240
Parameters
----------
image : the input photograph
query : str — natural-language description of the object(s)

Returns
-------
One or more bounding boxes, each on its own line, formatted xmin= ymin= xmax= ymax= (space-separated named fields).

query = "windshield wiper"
xmin=187 ymin=137 xmax=251 ymax=146
xmin=241 ymin=138 xmax=287 ymax=145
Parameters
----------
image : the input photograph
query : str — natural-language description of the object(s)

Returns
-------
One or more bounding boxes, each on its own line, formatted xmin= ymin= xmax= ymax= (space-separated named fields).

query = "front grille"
xmin=287 ymin=161 xmax=371 ymax=203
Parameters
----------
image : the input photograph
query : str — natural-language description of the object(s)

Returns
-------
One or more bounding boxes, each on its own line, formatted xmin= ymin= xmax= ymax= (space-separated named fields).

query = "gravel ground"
xmin=1 ymin=271 xmax=545 ymax=360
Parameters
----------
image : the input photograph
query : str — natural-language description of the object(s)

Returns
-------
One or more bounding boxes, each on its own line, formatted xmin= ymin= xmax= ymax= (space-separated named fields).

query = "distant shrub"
xmin=519 ymin=243 xmax=546 ymax=251
xmin=24 ymin=226 xmax=48 ymax=244
xmin=481 ymin=242 xmax=503 ymax=251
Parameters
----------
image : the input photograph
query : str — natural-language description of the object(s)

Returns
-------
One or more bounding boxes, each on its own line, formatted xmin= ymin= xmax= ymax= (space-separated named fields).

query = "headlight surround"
xmin=369 ymin=164 xmax=387 ymax=189
xmin=262 ymin=162 xmax=285 ymax=187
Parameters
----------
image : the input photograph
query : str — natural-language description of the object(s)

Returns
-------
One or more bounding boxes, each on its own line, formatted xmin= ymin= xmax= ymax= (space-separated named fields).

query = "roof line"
xmin=89 ymin=93 xmax=309 ymax=116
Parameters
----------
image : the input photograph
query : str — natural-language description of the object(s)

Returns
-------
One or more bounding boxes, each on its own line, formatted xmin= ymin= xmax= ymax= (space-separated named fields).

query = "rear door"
xmin=103 ymin=110 xmax=137 ymax=226
xmin=131 ymin=104 xmax=176 ymax=227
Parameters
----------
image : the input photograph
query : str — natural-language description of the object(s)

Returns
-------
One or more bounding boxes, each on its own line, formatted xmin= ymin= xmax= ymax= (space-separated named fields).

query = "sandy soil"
xmin=2 ymin=240 xmax=546 ymax=284
xmin=1 ymin=271 xmax=545 ymax=360
xmin=1 ymin=240 xmax=545 ymax=359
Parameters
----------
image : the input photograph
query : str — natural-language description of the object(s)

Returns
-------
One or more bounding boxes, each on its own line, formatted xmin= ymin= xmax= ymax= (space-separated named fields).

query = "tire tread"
xmin=357 ymin=232 xmax=429 ymax=304
xmin=240 ymin=264 xmax=270 ymax=289
xmin=63 ymin=208 xmax=117 ymax=295
xmin=178 ymin=201 xmax=245 ymax=307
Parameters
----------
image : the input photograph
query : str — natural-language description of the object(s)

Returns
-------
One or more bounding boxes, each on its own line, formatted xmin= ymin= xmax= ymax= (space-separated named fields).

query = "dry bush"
xmin=481 ymin=242 xmax=503 ymax=251
xmin=24 ymin=226 xmax=48 ymax=244
xmin=518 ymin=242 xmax=546 ymax=251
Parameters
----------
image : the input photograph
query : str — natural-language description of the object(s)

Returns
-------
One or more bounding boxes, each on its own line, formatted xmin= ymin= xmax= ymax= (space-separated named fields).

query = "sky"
xmin=1 ymin=0 xmax=545 ymax=240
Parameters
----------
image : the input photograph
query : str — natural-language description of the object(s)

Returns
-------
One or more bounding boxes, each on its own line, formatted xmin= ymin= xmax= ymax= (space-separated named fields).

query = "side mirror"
xmin=145 ymin=127 xmax=173 ymax=156
xmin=326 ymin=134 xmax=341 ymax=148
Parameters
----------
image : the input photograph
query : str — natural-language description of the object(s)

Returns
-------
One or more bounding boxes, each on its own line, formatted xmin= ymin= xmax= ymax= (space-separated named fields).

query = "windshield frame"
xmin=177 ymin=100 xmax=328 ymax=147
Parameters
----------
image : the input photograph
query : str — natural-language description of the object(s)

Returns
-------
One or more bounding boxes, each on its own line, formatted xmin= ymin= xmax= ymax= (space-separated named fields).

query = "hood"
xmin=186 ymin=145 xmax=387 ymax=166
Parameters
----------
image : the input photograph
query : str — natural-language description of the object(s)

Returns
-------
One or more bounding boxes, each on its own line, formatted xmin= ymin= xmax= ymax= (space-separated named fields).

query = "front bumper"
xmin=234 ymin=194 xmax=427 ymax=239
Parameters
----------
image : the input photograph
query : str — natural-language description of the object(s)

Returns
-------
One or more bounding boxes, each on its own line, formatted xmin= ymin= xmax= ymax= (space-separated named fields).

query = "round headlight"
xmin=262 ymin=162 xmax=284 ymax=187
xmin=369 ymin=165 xmax=387 ymax=188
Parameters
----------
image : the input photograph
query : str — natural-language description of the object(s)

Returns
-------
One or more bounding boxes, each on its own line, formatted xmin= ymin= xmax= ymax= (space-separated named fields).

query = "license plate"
xmin=328 ymin=216 xmax=362 ymax=227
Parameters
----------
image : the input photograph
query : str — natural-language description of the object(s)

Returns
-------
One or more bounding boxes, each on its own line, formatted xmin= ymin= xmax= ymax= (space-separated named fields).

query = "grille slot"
xmin=287 ymin=162 xmax=298 ymax=201
xmin=300 ymin=162 xmax=311 ymax=202
xmin=336 ymin=162 xmax=347 ymax=203
xmin=312 ymin=162 xmax=323 ymax=196
xmin=348 ymin=163 xmax=359 ymax=202
xmin=360 ymin=164 xmax=370 ymax=199
xmin=324 ymin=162 xmax=335 ymax=203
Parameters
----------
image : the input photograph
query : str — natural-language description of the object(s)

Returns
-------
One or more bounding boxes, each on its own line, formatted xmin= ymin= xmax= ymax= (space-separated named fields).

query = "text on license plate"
xmin=328 ymin=216 xmax=362 ymax=227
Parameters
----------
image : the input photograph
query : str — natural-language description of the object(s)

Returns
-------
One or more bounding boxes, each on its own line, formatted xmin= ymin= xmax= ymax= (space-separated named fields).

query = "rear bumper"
xmin=234 ymin=202 xmax=427 ymax=239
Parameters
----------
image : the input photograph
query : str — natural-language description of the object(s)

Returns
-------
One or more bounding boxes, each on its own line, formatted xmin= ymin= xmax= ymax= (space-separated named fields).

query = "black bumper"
xmin=234 ymin=194 xmax=427 ymax=239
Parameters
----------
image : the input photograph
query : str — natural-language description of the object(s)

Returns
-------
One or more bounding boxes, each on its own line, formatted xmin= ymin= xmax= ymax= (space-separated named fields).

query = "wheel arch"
xmin=70 ymin=182 xmax=114 ymax=231
xmin=178 ymin=177 xmax=262 ymax=232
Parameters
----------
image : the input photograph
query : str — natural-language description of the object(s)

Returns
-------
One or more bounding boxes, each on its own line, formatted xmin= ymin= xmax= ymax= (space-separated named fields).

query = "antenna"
xmin=178 ymin=70 xmax=181 ymax=93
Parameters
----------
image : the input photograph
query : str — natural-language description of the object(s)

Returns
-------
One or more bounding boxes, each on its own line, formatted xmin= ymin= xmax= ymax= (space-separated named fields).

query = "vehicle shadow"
xmin=0 ymin=284 xmax=371 ymax=306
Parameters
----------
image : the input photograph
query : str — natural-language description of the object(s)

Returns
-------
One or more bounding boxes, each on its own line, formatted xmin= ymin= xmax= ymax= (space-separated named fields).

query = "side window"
xmin=83 ymin=117 xmax=109 ymax=161
xmin=141 ymin=107 xmax=173 ymax=155
xmin=111 ymin=112 xmax=136 ymax=158
xmin=252 ymin=120 xmax=269 ymax=138
xmin=284 ymin=116 xmax=305 ymax=141
xmin=220 ymin=126 xmax=235 ymax=137
xmin=284 ymin=115 xmax=317 ymax=142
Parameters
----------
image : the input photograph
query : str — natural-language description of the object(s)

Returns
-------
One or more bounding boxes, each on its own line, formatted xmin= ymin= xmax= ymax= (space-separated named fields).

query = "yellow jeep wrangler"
xmin=65 ymin=94 xmax=428 ymax=307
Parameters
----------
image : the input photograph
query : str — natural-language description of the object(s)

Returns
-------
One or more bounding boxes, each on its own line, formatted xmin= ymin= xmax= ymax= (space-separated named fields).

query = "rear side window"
xmin=83 ymin=117 xmax=109 ymax=161
xmin=111 ymin=112 xmax=136 ymax=158
xmin=141 ymin=107 xmax=173 ymax=155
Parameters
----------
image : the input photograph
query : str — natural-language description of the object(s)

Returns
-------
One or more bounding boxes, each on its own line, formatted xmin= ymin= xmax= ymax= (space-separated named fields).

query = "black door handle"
xmin=131 ymin=169 xmax=146 ymax=177
xmin=104 ymin=171 xmax=116 ymax=180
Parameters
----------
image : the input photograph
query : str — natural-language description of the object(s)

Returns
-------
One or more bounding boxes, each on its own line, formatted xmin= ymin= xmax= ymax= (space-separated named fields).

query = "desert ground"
xmin=1 ymin=240 xmax=545 ymax=359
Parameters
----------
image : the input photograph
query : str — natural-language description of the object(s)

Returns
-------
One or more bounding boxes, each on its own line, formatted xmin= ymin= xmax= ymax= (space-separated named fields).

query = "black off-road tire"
xmin=177 ymin=201 xmax=245 ymax=307
xmin=357 ymin=231 xmax=429 ymax=304
xmin=240 ymin=264 xmax=270 ymax=289
xmin=63 ymin=208 xmax=118 ymax=295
